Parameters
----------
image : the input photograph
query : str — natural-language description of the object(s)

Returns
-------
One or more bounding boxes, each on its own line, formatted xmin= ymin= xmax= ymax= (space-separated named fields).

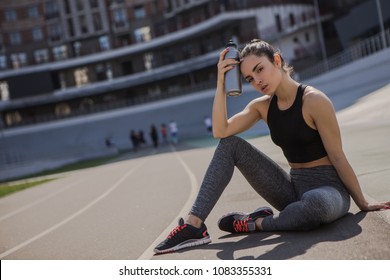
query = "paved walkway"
xmin=0 ymin=84 xmax=389 ymax=260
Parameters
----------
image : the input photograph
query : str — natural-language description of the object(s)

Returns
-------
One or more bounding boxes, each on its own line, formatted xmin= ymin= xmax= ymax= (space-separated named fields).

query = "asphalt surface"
xmin=1 ymin=84 xmax=390 ymax=260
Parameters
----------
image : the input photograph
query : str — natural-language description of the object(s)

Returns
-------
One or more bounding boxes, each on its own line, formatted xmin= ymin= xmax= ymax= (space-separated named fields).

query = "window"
xmin=74 ymin=67 xmax=89 ymax=87
xmin=105 ymin=63 xmax=113 ymax=80
xmin=79 ymin=15 xmax=88 ymax=33
xmin=89 ymin=0 xmax=99 ymax=8
xmin=275 ymin=14 xmax=282 ymax=32
xmin=93 ymin=13 xmax=103 ymax=31
xmin=79 ymin=98 xmax=94 ymax=111
xmin=59 ymin=73 xmax=66 ymax=89
xmin=76 ymin=0 xmax=84 ymax=10
xmin=113 ymin=8 xmax=127 ymax=28
xmin=73 ymin=41 xmax=81 ymax=56
xmin=0 ymin=81 xmax=10 ymax=101
xmin=143 ymin=53 xmax=154 ymax=71
xmin=45 ymin=1 xmax=59 ymax=18
xmin=289 ymin=13 xmax=295 ymax=26
xmin=5 ymin=10 xmax=17 ymax=21
xmin=64 ymin=0 xmax=71 ymax=14
xmin=10 ymin=53 xmax=27 ymax=68
xmin=99 ymin=36 xmax=111 ymax=51
xmin=48 ymin=24 xmax=62 ymax=41
xmin=55 ymin=103 xmax=71 ymax=117
xmin=9 ymin=32 xmax=22 ymax=45
xmin=28 ymin=5 xmax=39 ymax=18
xmin=68 ymin=19 xmax=75 ymax=37
xmin=134 ymin=26 xmax=151 ymax=43
xmin=301 ymin=12 xmax=307 ymax=23
xmin=52 ymin=45 xmax=67 ymax=60
xmin=0 ymin=56 xmax=7 ymax=69
xmin=305 ymin=32 xmax=310 ymax=42
xmin=134 ymin=5 xmax=145 ymax=19
xmin=5 ymin=111 xmax=22 ymax=126
xmin=34 ymin=49 xmax=49 ymax=63
xmin=32 ymin=27 xmax=44 ymax=42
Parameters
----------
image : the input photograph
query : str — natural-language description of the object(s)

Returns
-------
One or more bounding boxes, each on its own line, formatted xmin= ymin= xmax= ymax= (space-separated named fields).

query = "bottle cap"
xmin=225 ymin=39 xmax=237 ymax=48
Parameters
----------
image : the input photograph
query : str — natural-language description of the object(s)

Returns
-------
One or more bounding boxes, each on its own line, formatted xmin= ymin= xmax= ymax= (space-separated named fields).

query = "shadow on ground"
xmin=179 ymin=212 xmax=366 ymax=260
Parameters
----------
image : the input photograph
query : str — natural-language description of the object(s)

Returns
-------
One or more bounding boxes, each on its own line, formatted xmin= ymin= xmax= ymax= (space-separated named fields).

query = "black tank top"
xmin=267 ymin=84 xmax=327 ymax=163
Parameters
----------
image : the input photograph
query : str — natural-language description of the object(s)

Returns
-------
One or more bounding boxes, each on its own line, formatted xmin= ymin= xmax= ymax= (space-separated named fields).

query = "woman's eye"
xmin=246 ymin=78 xmax=253 ymax=83
xmin=256 ymin=67 xmax=263 ymax=73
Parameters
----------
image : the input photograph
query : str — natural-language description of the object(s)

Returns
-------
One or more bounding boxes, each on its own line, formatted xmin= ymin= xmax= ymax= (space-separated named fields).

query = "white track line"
xmin=137 ymin=145 xmax=199 ymax=260
xmin=0 ymin=160 xmax=146 ymax=259
xmin=0 ymin=179 xmax=85 ymax=222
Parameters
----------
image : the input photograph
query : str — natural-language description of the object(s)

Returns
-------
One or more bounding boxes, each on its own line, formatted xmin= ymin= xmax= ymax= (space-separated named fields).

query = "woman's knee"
xmin=217 ymin=136 xmax=248 ymax=156
xmin=219 ymin=135 xmax=243 ymax=145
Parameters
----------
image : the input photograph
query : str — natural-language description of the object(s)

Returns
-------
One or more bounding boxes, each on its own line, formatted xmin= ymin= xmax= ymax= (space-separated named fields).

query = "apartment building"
xmin=0 ymin=0 xmax=319 ymax=128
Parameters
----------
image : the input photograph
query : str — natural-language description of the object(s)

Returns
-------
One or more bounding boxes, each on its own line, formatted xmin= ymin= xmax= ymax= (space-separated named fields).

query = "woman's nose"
xmin=255 ymin=77 xmax=262 ymax=85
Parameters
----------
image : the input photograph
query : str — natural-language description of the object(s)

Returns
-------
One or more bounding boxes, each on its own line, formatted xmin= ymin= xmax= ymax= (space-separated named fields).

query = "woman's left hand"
xmin=359 ymin=201 xmax=390 ymax=212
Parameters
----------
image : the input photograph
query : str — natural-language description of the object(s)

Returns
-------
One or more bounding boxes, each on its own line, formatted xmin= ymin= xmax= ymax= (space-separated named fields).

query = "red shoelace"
xmin=233 ymin=219 xmax=250 ymax=232
xmin=168 ymin=224 xmax=187 ymax=239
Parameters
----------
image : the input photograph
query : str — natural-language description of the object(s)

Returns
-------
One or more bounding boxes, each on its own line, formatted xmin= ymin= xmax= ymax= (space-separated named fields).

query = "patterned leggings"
xmin=190 ymin=136 xmax=351 ymax=231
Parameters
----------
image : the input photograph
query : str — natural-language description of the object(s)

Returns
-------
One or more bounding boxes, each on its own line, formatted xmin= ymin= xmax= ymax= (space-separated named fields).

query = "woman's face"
xmin=240 ymin=54 xmax=282 ymax=95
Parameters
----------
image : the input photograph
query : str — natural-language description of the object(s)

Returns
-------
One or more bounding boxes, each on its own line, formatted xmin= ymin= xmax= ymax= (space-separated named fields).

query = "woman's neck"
xmin=274 ymin=75 xmax=299 ymax=102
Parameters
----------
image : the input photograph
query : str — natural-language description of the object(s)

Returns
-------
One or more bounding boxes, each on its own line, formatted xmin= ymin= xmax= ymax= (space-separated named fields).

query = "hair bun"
xmin=250 ymin=39 xmax=262 ymax=43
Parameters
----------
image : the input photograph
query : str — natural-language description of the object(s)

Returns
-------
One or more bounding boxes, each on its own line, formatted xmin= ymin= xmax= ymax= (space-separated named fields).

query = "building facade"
xmin=0 ymin=0 xmax=323 ymax=128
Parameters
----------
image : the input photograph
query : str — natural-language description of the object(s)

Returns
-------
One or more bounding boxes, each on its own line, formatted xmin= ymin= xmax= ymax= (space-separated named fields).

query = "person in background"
xmin=150 ymin=124 xmax=159 ymax=149
xmin=169 ymin=120 xmax=179 ymax=144
xmin=160 ymin=123 xmax=168 ymax=144
xmin=204 ymin=116 xmax=212 ymax=134
xmin=129 ymin=130 xmax=139 ymax=152
xmin=138 ymin=129 xmax=146 ymax=146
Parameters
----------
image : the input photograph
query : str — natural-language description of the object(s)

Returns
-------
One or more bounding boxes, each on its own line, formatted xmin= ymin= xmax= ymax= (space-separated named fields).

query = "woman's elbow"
xmin=212 ymin=131 xmax=222 ymax=139
xmin=327 ymin=151 xmax=347 ymax=165
xmin=212 ymin=129 xmax=227 ymax=139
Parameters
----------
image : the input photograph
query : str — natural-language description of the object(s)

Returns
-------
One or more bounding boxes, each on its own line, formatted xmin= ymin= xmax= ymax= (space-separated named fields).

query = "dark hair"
xmin=240 ymin=39 xmax=294 ymax=75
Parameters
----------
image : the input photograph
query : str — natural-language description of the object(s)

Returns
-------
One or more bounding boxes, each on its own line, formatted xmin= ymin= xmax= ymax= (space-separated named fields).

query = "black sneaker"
xmin=218 ymin=206 xmax=273 ymax=233
xmin=154 ymin=218 xmax=211 ymax=254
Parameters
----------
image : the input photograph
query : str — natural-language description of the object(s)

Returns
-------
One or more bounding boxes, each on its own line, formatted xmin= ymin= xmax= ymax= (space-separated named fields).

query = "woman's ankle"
xmin=255 ymin=218 xmax=264 ymax=231
xmin=185 ymin=214 xmax=203 ymax=228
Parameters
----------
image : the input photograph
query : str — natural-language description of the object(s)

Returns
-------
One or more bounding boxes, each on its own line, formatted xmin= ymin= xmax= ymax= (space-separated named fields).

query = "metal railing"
xmin=1 ymin=79 xmax=216 ymax=129
xmin=299 ymin=28 xmax=390 ymax=80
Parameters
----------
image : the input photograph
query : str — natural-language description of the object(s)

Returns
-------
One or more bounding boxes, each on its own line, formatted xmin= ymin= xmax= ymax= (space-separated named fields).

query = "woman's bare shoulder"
xmin=248 ymin=95 xmax=273 ymax=107
xmin=246 ymin=95 xmax=273 ymax=120
xmin=303 ymin=85 xmax=332 ymax=106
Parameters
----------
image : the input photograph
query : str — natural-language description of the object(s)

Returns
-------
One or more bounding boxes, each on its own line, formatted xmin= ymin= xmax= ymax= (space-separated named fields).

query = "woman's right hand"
xmin=217 ymin=48 xmax=239 ymax=86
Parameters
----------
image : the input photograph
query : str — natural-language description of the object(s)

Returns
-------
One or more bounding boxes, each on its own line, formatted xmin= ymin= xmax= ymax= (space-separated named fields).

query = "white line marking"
xmin=0 ymin=179 xmax=84 ymax=222
xmin=0 ymin=160 xmax=145 ymax=259
xmin=137 ymin=145 xmax=199 ymax=260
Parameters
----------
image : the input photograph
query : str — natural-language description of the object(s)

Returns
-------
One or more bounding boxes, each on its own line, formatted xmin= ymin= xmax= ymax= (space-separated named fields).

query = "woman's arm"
xmin=212 ymin=48 xmax=262 ymax=138
xmin=307 ymin=89 xmax=390 ymax=211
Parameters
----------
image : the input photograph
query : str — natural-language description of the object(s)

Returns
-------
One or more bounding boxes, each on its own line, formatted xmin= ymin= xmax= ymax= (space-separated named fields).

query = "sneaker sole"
xmin=153 ymin=236 xmax=211 ymax=254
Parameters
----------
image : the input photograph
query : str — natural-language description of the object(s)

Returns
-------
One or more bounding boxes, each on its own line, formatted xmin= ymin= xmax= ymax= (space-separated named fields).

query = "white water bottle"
xmin=224 ymin=40 xmax=242 ymax=96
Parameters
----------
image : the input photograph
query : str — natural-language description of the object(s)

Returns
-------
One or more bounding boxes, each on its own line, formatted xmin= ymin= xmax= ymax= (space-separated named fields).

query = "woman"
xmin=154 ymin=39 xmax=390 ymax=254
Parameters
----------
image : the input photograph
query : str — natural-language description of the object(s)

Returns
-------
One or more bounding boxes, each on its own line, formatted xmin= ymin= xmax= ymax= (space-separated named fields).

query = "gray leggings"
xmin=190 ymin=136 xmax=351 ymax=231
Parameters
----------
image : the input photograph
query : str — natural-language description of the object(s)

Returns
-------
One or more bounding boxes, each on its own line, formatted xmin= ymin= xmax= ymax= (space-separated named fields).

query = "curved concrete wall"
xmin=1 ymin=48 xmax=390 ymax=181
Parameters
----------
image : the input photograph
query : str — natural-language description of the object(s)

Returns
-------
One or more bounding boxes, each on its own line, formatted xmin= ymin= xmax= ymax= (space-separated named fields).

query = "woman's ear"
xmin=273 ymin=53 xmax=282 ymax=68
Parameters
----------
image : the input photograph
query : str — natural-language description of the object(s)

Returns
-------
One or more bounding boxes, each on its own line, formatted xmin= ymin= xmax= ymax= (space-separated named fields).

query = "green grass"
xmin=33 ymin=154 xmax=120 ymax=177
xmin=0 ymin=152 xmax=124 ymax=197
xmin=0 ymin=178 xmax=57 ymax=198
xmin=0 ymin=153 xmax=123 ymax=185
